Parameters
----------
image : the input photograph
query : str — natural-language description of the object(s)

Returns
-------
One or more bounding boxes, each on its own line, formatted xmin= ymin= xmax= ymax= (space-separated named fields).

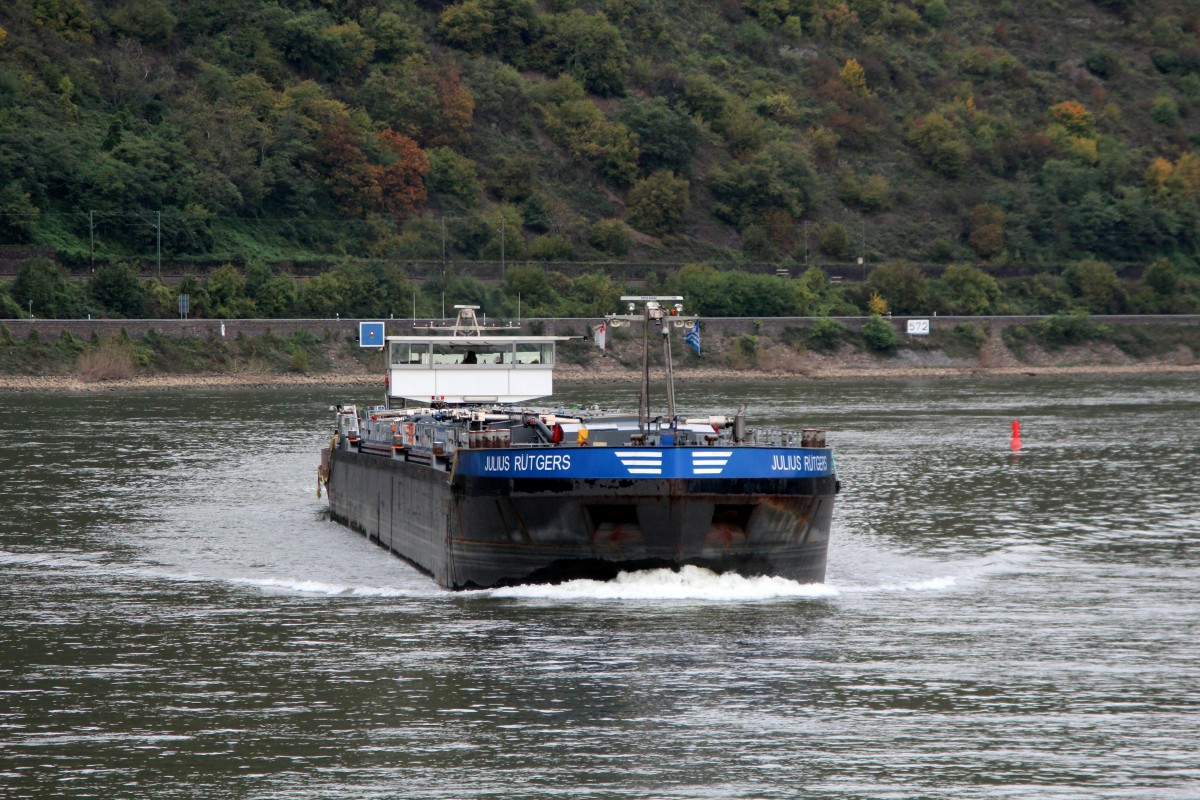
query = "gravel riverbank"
xmin=2 ymin=361 xmax=1197 ymax=393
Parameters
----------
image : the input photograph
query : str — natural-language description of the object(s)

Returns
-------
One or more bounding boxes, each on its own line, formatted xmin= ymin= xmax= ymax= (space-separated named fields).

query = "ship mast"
xmin=606 ymin=296 xmax=697 ymax=434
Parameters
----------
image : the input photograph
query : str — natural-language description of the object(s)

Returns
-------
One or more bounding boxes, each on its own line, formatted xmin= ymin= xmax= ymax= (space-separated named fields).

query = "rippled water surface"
xmin=1 ymin=376 xmax=1198 ymax=799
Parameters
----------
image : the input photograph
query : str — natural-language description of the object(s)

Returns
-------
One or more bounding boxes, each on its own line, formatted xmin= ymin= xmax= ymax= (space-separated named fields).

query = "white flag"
xmin=592 ymin=322 xmax=606 ymax=351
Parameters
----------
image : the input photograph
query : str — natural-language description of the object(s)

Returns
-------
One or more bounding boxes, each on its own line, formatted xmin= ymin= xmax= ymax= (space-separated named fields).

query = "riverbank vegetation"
xmin=3 ymin=255 xmax=1200 ymax=322
xmin=2 ymin=1 xmax=1199 ymax=284
xmin=0 ymin=324 xmax=382 ymax=378
xmin=2 ymin=314 xmax=1196 ymax=380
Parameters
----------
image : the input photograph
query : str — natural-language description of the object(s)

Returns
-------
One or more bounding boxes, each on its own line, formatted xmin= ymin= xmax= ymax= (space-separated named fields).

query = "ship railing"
xmin=745 ymin=428 xmax=827 ymax=448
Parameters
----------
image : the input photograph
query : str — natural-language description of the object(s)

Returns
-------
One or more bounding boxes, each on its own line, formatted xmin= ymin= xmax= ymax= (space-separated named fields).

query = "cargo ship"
xmin=319 ymin=298 xmax=838 ymax=590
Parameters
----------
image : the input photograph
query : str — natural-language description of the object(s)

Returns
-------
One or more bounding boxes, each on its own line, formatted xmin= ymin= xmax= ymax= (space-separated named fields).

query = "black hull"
xmin=327 ymin=449 xmax=835 ymax=590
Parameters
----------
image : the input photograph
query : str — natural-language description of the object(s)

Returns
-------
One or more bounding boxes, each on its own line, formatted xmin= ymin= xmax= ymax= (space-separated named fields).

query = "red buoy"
xmin=1011 ymin=420 xmax=1022 ymax=451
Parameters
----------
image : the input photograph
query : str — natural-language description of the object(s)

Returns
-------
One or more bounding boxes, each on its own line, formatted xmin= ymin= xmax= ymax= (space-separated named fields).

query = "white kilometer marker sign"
xmin=615 ymin=451 xmax=663 ymax=475
xmin=692 ymin=451 xmax=732 ymax=475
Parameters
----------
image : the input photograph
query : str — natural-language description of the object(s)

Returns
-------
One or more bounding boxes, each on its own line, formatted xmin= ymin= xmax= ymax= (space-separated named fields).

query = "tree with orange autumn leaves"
xmin=317 ymin=122 xmax=429 ymax=220
xmin=377 ymin=130 xmax=430 ymax=220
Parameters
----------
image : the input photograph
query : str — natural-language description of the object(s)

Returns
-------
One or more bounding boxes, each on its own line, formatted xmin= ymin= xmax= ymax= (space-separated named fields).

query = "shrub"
xmin=807 ymin=317 xmax=848 ymax=352
xmin=923 ymin=0 xmax=950 ymax=27
xmin=734 ymin=334 xmax=759 ymax=364
xmin=909 ymin=112 xmax=969 ymax=177
xmin=860 ymin=316 xmax=902 ymax=353
xmin=526 ymin=234 xmax=574 ymax=261
xmin=1149 ymin=96 xmax=1180 ymax=127
xmin=1085 ymin=49 xmax=1119 ymax=79
xmin=289 ymin=348 xmax=310 ymax=373
xmin=617 ymin=96 xmax=699 ymax=176
xmin=425 ymin=147 xmax=481 ymax=206
xmin=967 ymin=204 xmax=1005 ymax=259
xmin=627 ymin=171 xmax=689 ymax=235
xmin=937 ymin=264 xmax=1000 ymax=315
xmin=1034 ymin=311 xmax=1106 ymax=350
xmin=1065 ymin=259 xmax=1123 ymax=313
xmin=710 ymin=141 xmax=813 ymax=227
xmin=588 ymin=219 xmax=632 ymax=256
xmin=866 ymin=261 xmax=927 ymax=314
xmin=819 ymin=223 xmax=850 ymax=259
xmin=944 ymin=322 xmax=989 ymax=356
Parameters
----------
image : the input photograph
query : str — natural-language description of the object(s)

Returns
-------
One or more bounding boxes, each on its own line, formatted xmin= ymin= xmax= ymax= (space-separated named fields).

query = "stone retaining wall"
xmin=3 ymin=314 xmax=1199 ymax=342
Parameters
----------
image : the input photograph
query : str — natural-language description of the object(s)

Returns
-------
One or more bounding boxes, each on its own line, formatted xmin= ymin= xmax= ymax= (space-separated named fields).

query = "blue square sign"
xmin=359 ymin=321 xmax=385 ymax=348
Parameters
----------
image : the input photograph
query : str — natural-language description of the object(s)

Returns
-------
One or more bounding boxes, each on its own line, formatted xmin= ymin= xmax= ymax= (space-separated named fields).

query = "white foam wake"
xmin=229 ymin=576 xmax=427 ymax=597
xmin=485 ymin=565 xmax=840 ymax=601
xmin=839 ymin=575 xmax=960 ymax=593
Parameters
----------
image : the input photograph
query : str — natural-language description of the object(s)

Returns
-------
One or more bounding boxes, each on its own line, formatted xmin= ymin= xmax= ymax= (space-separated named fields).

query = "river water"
xmin=1 ymin=376 xmax=1197 ymax=799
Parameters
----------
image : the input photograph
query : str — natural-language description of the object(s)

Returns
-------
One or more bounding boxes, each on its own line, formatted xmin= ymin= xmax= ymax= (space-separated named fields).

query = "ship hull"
xmin=327 ymin=447 xmax=835 ymax=590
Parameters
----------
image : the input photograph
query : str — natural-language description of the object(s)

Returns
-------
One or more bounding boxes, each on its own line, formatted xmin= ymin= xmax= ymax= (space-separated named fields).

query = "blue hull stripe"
xmin=455 ymin=447 xmax=834 ymax=480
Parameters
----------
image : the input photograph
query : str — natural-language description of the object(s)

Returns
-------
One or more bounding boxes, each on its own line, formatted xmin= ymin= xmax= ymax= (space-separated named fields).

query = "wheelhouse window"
xmin=431 ymin=342 xmax=515 ymax=366
xmin=516 ymin=342 xmax=553 ymax=366
xmin=389 ymin=340 xmax=550 ymax=367
xmin=390 ymin=342 xmax=430 ymax=366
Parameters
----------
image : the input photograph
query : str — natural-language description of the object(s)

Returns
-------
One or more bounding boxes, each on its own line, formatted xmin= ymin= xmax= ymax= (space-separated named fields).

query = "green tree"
xmin=1149 ymin=96 xmax=1180 ymax=127
xmin=13 ymin=259 xmax=78 ymax=318
xmin=283 ymin=12 xmax=375 ymax=82
xmin=0 ymin=182 xmax=38 ymax=242
xmin=1141 ymin=258 xmax=1178 ymax=296
xmin=674 ymin=265 xmax=802 ymax=317
xmin=909 ymin=112 xmax=969 ymax=177
xmin=526 ymin=234 xmax=573 ymax=261
xmin=438 ymin=0 xmax=540 ymax=61
xmin=922 ymin=0 xmax=950 ymax=27
xmin=298 ymin=271 xmax=349 ymax=318
xmin=1065 ymin=259 xmax=1123 ymax=313
xmin=425 ymin=147 xmax=481 ymax=206
xmin=819 ymin=223 xmax=851 ymax=259
xmin=569 ymin=272 xmax=622 ymax=316
xmin=539 ymin=10 xmax=628 ymax=96
xmin=142 ymin=278 xmax=176 ymax=318
xmin=244 ymin=264 xmax=298 ymax=318
xmin=361 ymin=57 xmax=474 ymax=149
xmin=710 ymin=142 xmax=814 ymax=228
xmin=257 ymin=276 xmax=299 ymax=318
xmin=207 ymin=264 xmax=256 ymax=318
xmin=503 ymin=265 xmax=563 ymax=316
xmin=865 ymin=261 xmax=928 ymax=315
xmin=627 ymin=171 xmax=689 ymax=235
xmin=588 ymin=219 xmax=632 ymax=256
xmin=860 ymin=315 xmax=902 ymax=353
xmin=109 ymin=0 xmax=177 ymax=47
xmin=936 ymin=264 xmax=1000 ymax=315
xmin=540 ymin=85 xmax=640 ymax=186
xmin=90 ymin=263 xmax=145 ymax=318
xmin=807 ymin=317 xmax=848 ymax=352
xmin=617 ymin=96 xmax=699 ymax=176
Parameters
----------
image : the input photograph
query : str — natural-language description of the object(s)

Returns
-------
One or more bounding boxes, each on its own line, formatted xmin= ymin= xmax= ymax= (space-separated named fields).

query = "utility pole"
xmin=156 ymin=210 xmax=162 ymax=281
xmin=860 ymin=218 xmax=866 ymax=279
xmin=440 ymin=216 xmax=446 ymax=271
xmin=88 ymin=210 xmax=95 ymax=272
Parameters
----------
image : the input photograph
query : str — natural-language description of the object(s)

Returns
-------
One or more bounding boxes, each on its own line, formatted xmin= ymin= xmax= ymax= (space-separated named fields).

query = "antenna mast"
xmin=606 ymin=296 xmax=697 ymax=434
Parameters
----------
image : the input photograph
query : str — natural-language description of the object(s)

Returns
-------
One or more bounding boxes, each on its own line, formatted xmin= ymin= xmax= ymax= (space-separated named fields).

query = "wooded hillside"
xmin=1 ymin=0 xmax=1199 ymax=319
